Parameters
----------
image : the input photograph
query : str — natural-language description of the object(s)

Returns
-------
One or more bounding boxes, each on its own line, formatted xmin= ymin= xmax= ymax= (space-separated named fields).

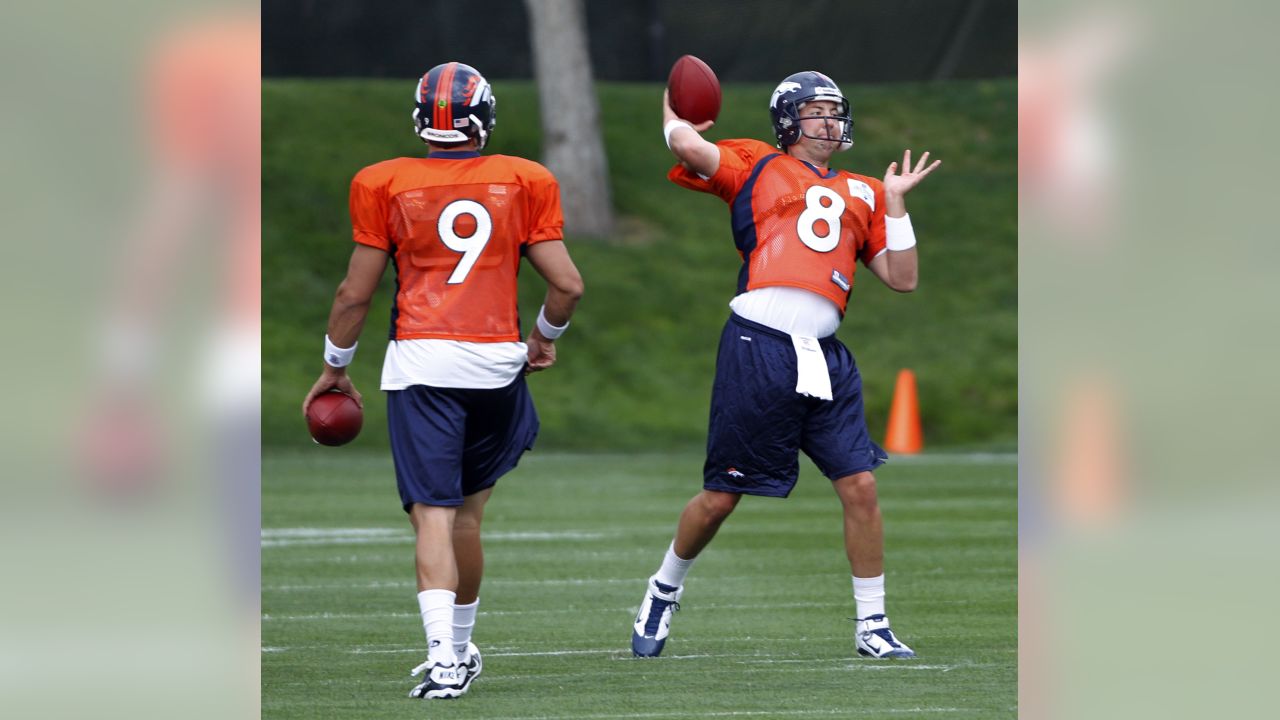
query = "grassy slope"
xmin=263 ymin=80 xmax=1016 ymax=451
xmin=262 ymin=450 xmax=1017 ymax=719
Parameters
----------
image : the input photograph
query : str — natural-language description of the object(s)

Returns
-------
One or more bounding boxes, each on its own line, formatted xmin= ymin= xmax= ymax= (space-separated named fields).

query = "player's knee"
xmin=453 ymin=513 xmax=481 ymax=535
xmin=699 ymin=490 xmax=741 ymax=523
xmin=837 ymin=471 xmax=879 ymax=511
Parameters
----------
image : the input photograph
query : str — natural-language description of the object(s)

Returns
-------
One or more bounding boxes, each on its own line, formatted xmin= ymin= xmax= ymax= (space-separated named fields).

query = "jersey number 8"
xmin=438 ymin=199 xmax=493 ymax=284
xmin=796 ymin=185 xmax=846 ymax=253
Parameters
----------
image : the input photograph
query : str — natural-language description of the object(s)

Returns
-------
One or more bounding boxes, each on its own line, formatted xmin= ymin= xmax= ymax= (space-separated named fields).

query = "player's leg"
xmin=451 ymin=375 xmax=539 ymax=689
xmin=673 ymin=489 xmax=742 ymax=560
xmin=410 ymin=502 xmax=460 ymax=591
xmin=408 ymin=502 xmax=468 ymax=676
xmin=407 ymin=502 xmax=471 ymax=697
xmin=633 ymin=314 xmax=806 ymax=657
xmin=450 ymin=487 xmax=492 ymax=691
xmin=387 ymin=385 xmax=471 ymax=698
xmin=802 ymin=340 xmax=913 ymax=658
xmin=453 ymin=487 xmax=491 ymax=604
xmin=832 ymin=471 xmax=884 ymax=580
xmin=831 ymin=472 xmax=909 ymax=658
xmin=630 ymin=489 xmax=740 ymax=657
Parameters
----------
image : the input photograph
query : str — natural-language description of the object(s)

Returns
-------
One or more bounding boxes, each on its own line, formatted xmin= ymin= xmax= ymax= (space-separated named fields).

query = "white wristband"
xmin=663 ymin=119 xmax=693 ymax=150
xmin=885 ymin=213 xmax=917 ymax=251
xmin=536 ymin=305 xmax=569 ymax=340
xmin=324 ymin=334 xmax=357 ymax=368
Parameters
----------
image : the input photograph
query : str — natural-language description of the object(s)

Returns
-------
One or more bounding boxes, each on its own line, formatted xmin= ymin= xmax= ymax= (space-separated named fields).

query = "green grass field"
xmin=262 ymin=450 xmax=1016 ymax=718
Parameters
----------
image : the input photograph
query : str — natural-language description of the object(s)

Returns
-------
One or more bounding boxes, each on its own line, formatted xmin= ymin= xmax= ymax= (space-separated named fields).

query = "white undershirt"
xmin=728 ymin=286 xmax=842 ymax=337
xmin=381 ymin=339 xmax=527 ymax=390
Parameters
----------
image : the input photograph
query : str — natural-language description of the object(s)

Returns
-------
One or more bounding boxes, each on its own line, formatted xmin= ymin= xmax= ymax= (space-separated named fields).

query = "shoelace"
xmin=411 ymin=659 xmax=458 ymax=679
xmin=846 ymin=617 xmax=899 ymax=647
xmin=642 ymin=598 xmax=680 ymax=636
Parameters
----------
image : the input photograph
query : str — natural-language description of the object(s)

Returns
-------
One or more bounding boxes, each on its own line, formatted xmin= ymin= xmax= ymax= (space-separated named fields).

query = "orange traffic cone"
xmin=884 ymin=369 xmax=923 ymax=454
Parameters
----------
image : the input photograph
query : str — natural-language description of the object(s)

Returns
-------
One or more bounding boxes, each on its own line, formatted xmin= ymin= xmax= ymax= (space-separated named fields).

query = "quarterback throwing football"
xmin=632 ymin=71 xmax=940 ymax=660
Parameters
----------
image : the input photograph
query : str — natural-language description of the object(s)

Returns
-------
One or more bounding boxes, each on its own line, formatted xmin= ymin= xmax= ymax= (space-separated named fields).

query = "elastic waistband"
xmin=728 ymin=313 xmax=838 ymax=344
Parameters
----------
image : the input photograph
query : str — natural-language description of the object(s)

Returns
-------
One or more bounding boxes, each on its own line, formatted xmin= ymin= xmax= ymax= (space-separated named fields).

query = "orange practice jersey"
xmin=669 ymin=139 xmax=887 ymax=313
xmin=350 ymin=152 xmax=563 ymax=342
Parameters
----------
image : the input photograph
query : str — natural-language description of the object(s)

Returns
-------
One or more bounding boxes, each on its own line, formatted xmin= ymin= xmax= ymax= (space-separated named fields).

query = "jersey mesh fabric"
xmin=349 ymin=154 xmax=563 ymax=343
xmin=669 ymin=139 xmax=886 ymax=312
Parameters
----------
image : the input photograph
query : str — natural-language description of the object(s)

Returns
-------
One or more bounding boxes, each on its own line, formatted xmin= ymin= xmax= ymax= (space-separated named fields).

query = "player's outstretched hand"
xmin=303 ymin=366 xmax=362 ymax=415
xmin=525 ymin=333 xmax=557 ymax=374
xmin=663 ymin=89 xmax=715 ymax=133
xmin=883 ymin=150 xmax=942 ymax=197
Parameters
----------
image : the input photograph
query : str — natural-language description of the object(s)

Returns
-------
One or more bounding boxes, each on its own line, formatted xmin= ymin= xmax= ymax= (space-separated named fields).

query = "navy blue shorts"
xmin=386 ymin=375 xmax=539 ymax=511
xmin=703 ymin=313 xmax=887 ymax=497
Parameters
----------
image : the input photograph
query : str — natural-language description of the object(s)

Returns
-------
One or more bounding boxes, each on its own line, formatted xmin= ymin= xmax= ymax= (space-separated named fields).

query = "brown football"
xmin=306 ymin=391 xmax=363 ymax=446
xmin=667 ymin=55 xmax=722 ymax=125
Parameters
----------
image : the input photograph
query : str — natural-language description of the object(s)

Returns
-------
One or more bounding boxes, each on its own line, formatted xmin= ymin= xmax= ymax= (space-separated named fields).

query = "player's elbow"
xmin=554 ymin=271 xmax=585 ymax=302
xmin=890 ymin=274 xmax=918 ymax=293
xmin=565 ymin=276 xmax=585 ymax=301
xmin=669 ymin=131 xmax=696 ymax=157
xmin=334 ymin=280 xmax=374 ymax=309
xmin=672 ymin=142 xmax=714 ymax=178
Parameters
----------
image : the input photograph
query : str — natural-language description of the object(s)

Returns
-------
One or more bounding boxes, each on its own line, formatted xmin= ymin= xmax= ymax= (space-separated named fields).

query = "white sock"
xmin=453 ymin=598 xmax=479 ymax=660
xmin=417 ymin=589 xmax=457 ymax=664
xmin=654 ymin=541 xmax=695 ymax=588
xmin=852 ymin=574 xmax=886 ymax=619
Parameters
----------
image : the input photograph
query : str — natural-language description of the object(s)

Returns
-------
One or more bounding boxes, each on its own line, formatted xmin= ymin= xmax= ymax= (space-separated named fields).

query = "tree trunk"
xmin=523 ymin=0 xmax=614 ymax=238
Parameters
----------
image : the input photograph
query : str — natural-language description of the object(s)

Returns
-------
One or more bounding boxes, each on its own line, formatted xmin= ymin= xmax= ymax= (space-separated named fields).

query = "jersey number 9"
xmin=437 ymin=199 xmax=493 ymax=284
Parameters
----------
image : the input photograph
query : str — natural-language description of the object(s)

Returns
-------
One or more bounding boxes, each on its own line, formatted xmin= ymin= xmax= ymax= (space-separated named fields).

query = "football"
xmin=306 ymin=391 xmax=363 ymax=446
xmin=667 ymin=54 xmax=721 ymax=125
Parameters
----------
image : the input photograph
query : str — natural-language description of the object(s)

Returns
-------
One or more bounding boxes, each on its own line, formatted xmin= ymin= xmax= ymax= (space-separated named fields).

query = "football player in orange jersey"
xmin=632 ymin=71 xmax=940 ymax=660
xmin=302 ymin=62 xmax=584 ymax=700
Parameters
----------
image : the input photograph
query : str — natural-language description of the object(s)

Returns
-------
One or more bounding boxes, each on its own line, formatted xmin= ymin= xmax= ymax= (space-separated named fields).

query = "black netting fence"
xmin=265 ymin=0 xmax=1015 ymax=83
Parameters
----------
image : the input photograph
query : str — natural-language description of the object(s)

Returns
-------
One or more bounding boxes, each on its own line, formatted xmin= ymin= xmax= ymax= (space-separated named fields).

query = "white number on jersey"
xmin=437 ymin=199 xmax=493 ymax=284
xmin=795 ymin=185 xmax=846 ymax=253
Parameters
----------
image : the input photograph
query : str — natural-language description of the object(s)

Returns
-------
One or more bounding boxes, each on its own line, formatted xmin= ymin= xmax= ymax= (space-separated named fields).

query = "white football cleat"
xmin=456 ymin=642 xmax=482 ymax=693
xmin=408 ymin=658 xmax=466 ymax=699
xmin=631 ymin=575 xmax=683 ymax=657
xmin=855 ymin=614 xmax=916 ymax=658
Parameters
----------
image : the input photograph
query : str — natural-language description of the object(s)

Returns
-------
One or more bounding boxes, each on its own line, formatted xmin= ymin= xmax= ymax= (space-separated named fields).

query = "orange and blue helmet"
xmin=412 ymin=62 xmax=496 ymax=149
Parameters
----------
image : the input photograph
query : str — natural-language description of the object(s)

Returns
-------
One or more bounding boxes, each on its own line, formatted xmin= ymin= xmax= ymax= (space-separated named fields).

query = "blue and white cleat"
xmin=456 ymin=642 xmax=482 ymax=694
xmin=408 ymin=659 xmax=466 ymax=699
xmin=855 ymin=614 xmax=916 ymax=658
xmin=631 ymin=575 xmax=682 ymax=657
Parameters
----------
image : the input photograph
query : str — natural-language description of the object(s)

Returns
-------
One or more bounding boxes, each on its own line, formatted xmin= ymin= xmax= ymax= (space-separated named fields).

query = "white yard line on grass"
xmin=261 ymin=528 xmax=607 ymax=548
xmin=488 ymin=710 xmax=963 ymax=719
xmin=262 ymin=600 xmax=840 ymax=622
xmin=261 ymin=528 xmax=401 ymax=538
xmin=265 ymin=635 xmax=854 ymax=653
xmin=265 ymin=572 xmax=839 ymax=592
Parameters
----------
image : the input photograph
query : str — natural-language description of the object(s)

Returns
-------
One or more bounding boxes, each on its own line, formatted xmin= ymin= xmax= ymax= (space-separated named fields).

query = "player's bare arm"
xmin=523 ymin=240 xmax=584 ymax=372
xmin=302 ymin=243 xmax=389 ymax=412
xmin=663 ymin=89 xmax=720 ymax=178
xmin=868 ymin=149 xmax=942 ymax=293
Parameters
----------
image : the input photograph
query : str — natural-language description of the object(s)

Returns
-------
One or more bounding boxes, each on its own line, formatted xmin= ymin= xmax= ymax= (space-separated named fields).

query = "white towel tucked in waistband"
xmin=791 ymin=335 xmax=833 ymax=401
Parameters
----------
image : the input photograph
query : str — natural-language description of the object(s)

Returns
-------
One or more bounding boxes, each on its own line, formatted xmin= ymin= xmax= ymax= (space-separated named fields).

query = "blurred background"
xmin=2 ymin=2 xmax=260 ymax=719
xmin=24 ymin=0 xmax=1280 ymax=717
xmin=264 ymin=0 xmax=1015 ymax=83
